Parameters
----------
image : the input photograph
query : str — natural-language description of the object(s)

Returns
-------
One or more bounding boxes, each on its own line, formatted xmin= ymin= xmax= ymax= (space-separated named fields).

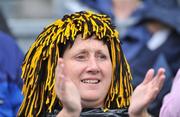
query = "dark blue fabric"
xmin=0 ymin=31 xmax=24 ymax=117
xmin=137 ymin=0 xmax=180 ymax=33
xmin=121 ymin=25 xmax=151 ymax=61
xmin=148 ymin=54 xmax=173 ymax=116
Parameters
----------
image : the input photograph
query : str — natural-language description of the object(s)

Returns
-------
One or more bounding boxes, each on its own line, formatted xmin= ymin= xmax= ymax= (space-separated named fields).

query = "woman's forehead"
xmin=62 ymin=37 xmax=109 ymax=59
xmin=73 ymin=36 xmax=106 ymax=48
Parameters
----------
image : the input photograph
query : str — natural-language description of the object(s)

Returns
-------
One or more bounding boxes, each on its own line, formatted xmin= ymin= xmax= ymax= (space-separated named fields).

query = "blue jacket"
xmin=0 ymin=31 xmax=24 ymax=117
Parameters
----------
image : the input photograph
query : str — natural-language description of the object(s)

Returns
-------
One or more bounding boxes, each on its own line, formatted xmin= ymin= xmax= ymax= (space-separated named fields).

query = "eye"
xmin=75 ymin=54 xmax=88 ymax=61
xmin=96 ymin=53 xmax=107 ymax=60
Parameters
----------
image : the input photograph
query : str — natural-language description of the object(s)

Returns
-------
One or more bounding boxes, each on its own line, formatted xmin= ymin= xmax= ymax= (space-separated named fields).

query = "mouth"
xmin=81 ymin=79 xmax=100 ymax=84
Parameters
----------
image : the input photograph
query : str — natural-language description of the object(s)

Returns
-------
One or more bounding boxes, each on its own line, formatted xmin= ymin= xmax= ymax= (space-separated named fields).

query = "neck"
xmin=81 ymin=100 xmax=103 ymax=109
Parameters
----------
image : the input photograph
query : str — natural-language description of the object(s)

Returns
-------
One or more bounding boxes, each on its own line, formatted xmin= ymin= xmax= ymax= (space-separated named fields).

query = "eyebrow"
xmin=77 ymin=48 xmax=105 ymax=52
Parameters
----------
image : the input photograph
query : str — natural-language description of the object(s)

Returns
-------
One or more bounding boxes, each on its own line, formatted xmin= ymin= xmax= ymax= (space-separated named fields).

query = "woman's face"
xmin=62 ymin=35 xmax=112 ymax=108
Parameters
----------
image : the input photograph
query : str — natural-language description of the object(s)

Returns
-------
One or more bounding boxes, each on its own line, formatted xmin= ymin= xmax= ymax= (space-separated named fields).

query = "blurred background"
xmin=0 ymin=0 xmax=180 ymax=117
xmin=0 ymin=0 xmax=89 ymax=53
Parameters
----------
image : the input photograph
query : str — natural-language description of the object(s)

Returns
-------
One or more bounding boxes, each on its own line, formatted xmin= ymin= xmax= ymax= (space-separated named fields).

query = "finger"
xmin=55 ymin=58 xmax=65 ymax=94
xmin=55 ymin=58 xmax=64 ymax=84
xmin=151 ymin=74 xmax=165 ymax=100
xmin=153 ymin=68 xmax=166 ymax=89
xmin=59 ymin=58 xmax=64 ymax=75
xmin=59 ymin=60 xmax=72 ymax=82
xmin=142 ymin=68 xmax=154 ymax=84
xmin=156 ymin=68 xmax=165 ymax=78
xmin=158 ymin=74 xmax=165 ymax=90
xmin=59 ymin=74 xmax=66 ymax=93
xmin=152 ymin=68 xmax=165 ymax=83
xmin=55 ymin=58 xmax=60 ymax=90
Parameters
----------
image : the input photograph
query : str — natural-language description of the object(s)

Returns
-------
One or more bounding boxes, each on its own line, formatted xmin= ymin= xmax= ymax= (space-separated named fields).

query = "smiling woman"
xmin=17 ymin=11 xmax=165 ymax=117
xmin=59 ymin=35 xmax=113 ymax=109
xmin=17 ymin=11 xmax=132 ymax=117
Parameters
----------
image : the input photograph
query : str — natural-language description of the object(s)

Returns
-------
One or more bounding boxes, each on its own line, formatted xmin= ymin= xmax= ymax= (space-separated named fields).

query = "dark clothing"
xmin=47 ymin=108 xmax=129 ymax=117
xmin=122 ymin=26 xmax=180 ymax=116
xmin=130 ymin=32 xmax=180 ymax=116
xmin=80 ymin=108 xmax=128 ymax=117
xmin=121 ymin=25 xmax=151 ymax=61
xmin=129 ymin=32 xmax=180 ymax=85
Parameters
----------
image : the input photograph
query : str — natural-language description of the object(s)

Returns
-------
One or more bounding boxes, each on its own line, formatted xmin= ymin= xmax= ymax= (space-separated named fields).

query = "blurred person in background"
xmin=79 ymin=0 xmax=144 ymax=38
xmin=121 ymin=0 xmax=180 ymax=116
xmin=0 ymin=9 xmax=13 ymax=37
xmin=0 ymin=9 xmax=24 ymax=116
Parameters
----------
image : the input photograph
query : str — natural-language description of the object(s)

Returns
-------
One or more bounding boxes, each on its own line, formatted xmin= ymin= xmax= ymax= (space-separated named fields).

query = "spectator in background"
xmin=121 ymin=0 xmax=180 ymax=116
xmin=0 ymin=9 xmax=24 ymax=116
xmin=79 ymin=0 xmax=144 ymax=37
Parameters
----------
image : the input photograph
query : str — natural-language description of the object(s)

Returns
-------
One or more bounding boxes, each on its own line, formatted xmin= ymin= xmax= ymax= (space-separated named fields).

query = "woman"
xmin=18 ymin=11 xmax=165 ymax=117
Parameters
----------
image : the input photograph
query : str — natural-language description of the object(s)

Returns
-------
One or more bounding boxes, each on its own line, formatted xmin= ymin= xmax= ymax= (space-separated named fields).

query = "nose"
xmin=86 ymin=56 xmax=100 ymax=74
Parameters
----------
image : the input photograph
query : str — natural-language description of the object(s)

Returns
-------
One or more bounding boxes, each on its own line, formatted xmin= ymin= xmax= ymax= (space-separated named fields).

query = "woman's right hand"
xmin=55 ymin=58 xmax=82 ymax=117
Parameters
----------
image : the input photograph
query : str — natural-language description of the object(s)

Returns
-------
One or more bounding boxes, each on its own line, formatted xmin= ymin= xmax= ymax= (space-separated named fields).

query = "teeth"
xmin=81 ymin=80 xmax=99 ymax=84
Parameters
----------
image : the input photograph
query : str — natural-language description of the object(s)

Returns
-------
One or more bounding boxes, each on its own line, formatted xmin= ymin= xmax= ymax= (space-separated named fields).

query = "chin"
xmin=80 ymin=90 xmax=106 ymax=103
xmin=81 ymin=94 xmax=100 ymax=101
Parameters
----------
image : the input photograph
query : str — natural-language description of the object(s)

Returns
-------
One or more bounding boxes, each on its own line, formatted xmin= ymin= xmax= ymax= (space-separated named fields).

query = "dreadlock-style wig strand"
xmin=18 ymin=11 xmax=133 ymax=116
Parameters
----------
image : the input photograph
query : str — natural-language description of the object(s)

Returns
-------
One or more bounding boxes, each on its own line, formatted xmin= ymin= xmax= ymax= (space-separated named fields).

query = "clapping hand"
xmin=55 ymin=58 xmax=82 ymax=117
xmin=129 ymin=68 xmax=165 ymax=117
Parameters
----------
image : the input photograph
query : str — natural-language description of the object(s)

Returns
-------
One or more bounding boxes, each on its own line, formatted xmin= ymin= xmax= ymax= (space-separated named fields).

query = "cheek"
xmin=102 ymin=62 xmax=112 ymax=78
xmin=100 ymin=62 xmax=113 ymax=89
xmin=63 ymin=61 xmax=83 ymax=82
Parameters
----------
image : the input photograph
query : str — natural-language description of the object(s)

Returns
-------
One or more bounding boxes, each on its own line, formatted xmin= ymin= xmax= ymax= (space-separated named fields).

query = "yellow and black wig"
xmin=18 ymin=11 xmax=133 ymax=116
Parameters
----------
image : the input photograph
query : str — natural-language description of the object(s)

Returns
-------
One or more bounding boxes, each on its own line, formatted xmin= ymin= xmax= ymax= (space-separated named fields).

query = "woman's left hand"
xmin=129 ymin=68 xmax=165 ymax=117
